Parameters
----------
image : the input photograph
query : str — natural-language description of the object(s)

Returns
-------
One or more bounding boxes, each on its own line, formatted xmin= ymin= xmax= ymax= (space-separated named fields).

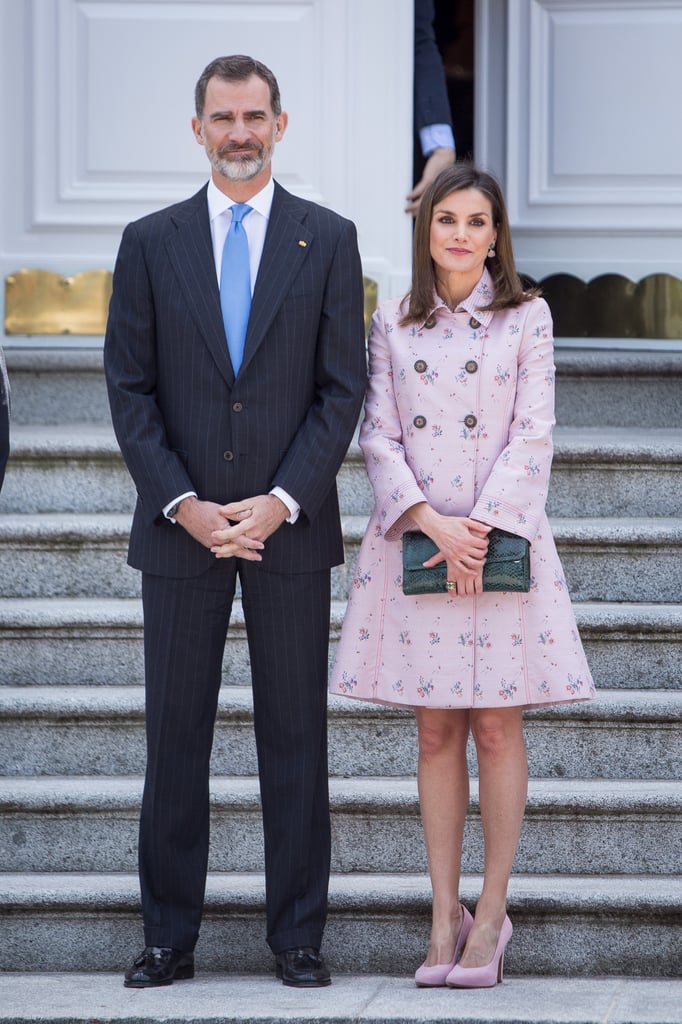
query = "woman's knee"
xmin=416 ymin=709 xmax=469 ymax=758
xmin=470 ymin=708 xmax=524 ymax=760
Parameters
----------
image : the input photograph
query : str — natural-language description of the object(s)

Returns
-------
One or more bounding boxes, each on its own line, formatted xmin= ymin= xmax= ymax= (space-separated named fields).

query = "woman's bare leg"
xmin=458 ymin=705 xmax=527 ymax=968
xmin=414 ymin=707 xmax=471 ymax=964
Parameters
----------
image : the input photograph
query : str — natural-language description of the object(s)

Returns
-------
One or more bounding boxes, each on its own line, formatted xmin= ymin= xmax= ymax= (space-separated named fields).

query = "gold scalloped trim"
xmin=529 ymin=273 xmax=682 ymax=339
xmin=5 ymin=269 xmax=681 ymax=339
xmin=5 ymin=269 xmax=113 ymax=336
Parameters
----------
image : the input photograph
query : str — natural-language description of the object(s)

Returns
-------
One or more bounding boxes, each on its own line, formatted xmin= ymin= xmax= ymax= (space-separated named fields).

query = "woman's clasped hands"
xmin=408 ymin=502 xmax=491 ymax=596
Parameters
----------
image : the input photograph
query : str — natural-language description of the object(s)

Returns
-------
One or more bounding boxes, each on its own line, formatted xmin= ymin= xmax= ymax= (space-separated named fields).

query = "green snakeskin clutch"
xmin=402 ymin=528 xmax=530 ymax=595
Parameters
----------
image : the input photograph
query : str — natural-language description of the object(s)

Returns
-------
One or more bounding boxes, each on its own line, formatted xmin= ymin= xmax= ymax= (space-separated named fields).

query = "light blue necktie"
xmin=220 ymin=203 xmax=252 ymax=375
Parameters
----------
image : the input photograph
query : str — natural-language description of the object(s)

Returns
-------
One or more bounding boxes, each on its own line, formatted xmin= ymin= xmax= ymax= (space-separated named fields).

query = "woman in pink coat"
xmin=330 ymin=166 xmax=594 ymax=988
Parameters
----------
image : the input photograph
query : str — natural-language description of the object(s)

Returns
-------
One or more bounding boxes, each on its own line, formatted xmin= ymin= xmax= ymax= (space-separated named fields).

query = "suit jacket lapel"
xmin=165 ymin=185 xmax=235 ymax=386
xmin=240 ymin=182 xmax=313 ymax=375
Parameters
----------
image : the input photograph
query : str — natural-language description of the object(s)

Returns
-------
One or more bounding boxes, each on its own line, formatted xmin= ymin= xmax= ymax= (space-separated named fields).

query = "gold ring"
xmin=445 ymin=580 xmax=457 ymax=591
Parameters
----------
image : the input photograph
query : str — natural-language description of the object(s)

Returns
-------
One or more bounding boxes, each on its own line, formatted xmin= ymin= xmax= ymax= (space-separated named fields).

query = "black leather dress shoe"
xmin=275 ymin=946 xmax=331 ymax=987
xmin=123 ymin=946 xmax=195 ymax=988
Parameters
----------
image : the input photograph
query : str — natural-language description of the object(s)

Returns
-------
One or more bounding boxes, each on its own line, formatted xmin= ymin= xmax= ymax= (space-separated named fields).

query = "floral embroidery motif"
xmin=565 ymin=673 xmax=585 ymax=696
xmin=499 ymin=679 xmax=518 ymax=701
xmin=338 ymin=672 xmax=357 ymax=694
xmin=417 ymin=676 xmax=434 ymax=698
xmin=358 ymin=627 xmax=370 ymax=641
xmin=353 ymin=569 xmax=372 ymax=589
xmin=429 ymin=632 xmax=441 ymax=645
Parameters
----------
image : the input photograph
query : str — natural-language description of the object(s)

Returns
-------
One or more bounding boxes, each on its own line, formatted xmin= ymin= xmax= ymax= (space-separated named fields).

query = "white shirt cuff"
xmin=270 ymin=486 xmax=300 ymax=524
xmin=419 ymin=123 xmax=456 ymax=157
xmin=163 ymin=491 xmax=197 ymax=522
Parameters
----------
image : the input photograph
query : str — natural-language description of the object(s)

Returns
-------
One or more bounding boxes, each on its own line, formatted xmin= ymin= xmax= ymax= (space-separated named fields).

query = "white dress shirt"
xmin=163 ymin=176 xmax=300 ymax=524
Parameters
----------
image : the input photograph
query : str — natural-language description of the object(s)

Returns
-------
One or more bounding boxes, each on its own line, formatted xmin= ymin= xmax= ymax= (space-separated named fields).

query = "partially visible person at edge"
xmin=104 ymin=55 xmax=366 ymax=990
xmin=406 ymin=0 xmax=457 ymax=215
xmin=0 ymin=346 xmax=9 ymax=492
xmin=330 ymin=164 xmax=595 ymax=989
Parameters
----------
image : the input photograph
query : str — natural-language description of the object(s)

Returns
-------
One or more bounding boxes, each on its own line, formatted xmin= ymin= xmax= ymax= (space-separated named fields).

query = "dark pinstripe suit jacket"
xmin=104 ymin=181 xmax=367 ymax=578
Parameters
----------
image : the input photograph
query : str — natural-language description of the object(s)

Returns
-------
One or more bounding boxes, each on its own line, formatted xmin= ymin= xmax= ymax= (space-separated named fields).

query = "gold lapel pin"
xmin=298 ymin=240 xmax=307 ymax=247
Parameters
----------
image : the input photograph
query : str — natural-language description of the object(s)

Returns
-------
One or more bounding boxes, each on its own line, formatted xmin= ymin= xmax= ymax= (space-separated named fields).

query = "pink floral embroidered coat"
xmin=330 ymin=271 xmax=595 ymax=709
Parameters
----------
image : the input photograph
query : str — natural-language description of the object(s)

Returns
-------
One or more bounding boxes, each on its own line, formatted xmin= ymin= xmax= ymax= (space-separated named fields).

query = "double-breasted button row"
xmin=414 ymin=358 xmax=478 ymax=374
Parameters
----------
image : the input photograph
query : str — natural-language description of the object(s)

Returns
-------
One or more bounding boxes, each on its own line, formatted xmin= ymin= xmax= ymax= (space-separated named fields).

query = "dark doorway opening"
xmin=435 ymin=0 xmax=475 ymax=160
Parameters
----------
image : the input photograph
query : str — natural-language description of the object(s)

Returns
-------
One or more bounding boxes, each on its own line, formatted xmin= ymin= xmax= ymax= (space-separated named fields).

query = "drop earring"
xmin=487 ymin=242 xmax=496 ymax=258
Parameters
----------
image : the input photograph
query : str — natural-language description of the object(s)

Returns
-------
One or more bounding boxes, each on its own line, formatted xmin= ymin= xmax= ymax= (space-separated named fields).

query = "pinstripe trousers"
xmin=138 ymin=558 xmax=332 ymax=955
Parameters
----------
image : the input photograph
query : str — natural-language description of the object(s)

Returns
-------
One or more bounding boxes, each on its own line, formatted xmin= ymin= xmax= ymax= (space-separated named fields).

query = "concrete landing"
xmin=0 ymin=973 xmax=680 ymax=1024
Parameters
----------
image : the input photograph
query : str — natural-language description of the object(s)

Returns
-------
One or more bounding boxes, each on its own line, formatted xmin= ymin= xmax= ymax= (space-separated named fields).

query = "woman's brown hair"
xmin=400 ymin=164 xmax=539 ymax=326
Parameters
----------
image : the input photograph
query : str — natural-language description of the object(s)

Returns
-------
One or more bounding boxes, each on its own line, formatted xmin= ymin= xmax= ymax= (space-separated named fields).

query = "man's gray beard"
xmin=209 ymin=148 xmax=267 ymax=182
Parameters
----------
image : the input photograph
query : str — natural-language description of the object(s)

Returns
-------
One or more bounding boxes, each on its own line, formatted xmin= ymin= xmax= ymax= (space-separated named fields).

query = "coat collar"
xmin=418 ymin=268 xmax=496 ymax=331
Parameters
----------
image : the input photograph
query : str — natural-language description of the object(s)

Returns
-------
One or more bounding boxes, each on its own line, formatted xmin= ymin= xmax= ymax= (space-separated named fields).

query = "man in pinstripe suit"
xmin=104 ymin=55 xmax=366 ymax=989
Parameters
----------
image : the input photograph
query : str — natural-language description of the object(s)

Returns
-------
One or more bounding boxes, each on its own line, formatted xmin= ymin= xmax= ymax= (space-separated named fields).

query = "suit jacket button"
xmin=414 ymin=359 xmax=427 ymax=373
xmin=464 ymin=414 xmax=477 ymax=428
xmin=413 ymin=415 xmax=427 ymax=429
xmin=223 ymin=450 xmax=234 ymax=461
xmin=469 ymin=316 xmax=481 ymax=329
xmin=232 ymin=402 xmax=243 ymax=412
xmin=424 ymin=315 xmax=437 ymax=329
xmin=465 ymin=360 xmax=478 ymax=374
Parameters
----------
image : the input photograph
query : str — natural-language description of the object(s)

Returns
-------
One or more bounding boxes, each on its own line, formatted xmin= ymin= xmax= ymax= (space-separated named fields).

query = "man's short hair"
xmin=195 ymin=55 xmax=282 ymax=118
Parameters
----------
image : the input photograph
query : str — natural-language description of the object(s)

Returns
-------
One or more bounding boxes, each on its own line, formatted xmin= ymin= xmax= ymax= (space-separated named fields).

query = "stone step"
xmin=2 ymin=425 xmax=681 ymax=519
xmin=553 ymin=347 xmax=682 ymax=428
xmin=1 ymin=974 xmax=680 ymax=1024
xmin=0 ymin=686 xmax=679 ymax=780
xmin=0 ymin=872 xmax=679 ymax=976
xmin=1 ymin=776 xmax=678 ymax=876
xmin=0 ymin=424 xmax=135 ymax=515
xmin=4 ymin=349 xmax=110 ymax=426
xmin=0 ymin=598 xmax=679 ymax=690
xmin=2 ymin=513 xmax=681 ymax=604
xmin=7 ymin=346 xmax=682 ymax=430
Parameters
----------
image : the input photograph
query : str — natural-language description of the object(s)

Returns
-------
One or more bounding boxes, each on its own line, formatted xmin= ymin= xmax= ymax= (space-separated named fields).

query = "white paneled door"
xmin=0 ymin=0 xmax=414 ymax=345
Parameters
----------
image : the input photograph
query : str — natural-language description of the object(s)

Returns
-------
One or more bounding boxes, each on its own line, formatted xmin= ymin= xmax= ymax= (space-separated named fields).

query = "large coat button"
xmin=465 ymin=360 xmax=478 ymax=374
xmin=424 ymin=315 xmax=437 ymax=329
xmin=414 ymin=359 xmax=427 ymax=373
xmin=232 ymin=401 xmax=243 ymax=412
xmin=464 ymin=414 xmax=477 ymax=429
xmin=469 ymin=316 xmax=481 ymax=329
xmin=223 ymin=450 xmax=234 ymax=461
xmin=413 ymin=415 xmax=427 ymax=429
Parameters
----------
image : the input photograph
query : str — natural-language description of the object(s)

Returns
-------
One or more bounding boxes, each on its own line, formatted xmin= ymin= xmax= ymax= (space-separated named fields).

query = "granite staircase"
xmin=0 ymin=345 xmax=680 ymax=1023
